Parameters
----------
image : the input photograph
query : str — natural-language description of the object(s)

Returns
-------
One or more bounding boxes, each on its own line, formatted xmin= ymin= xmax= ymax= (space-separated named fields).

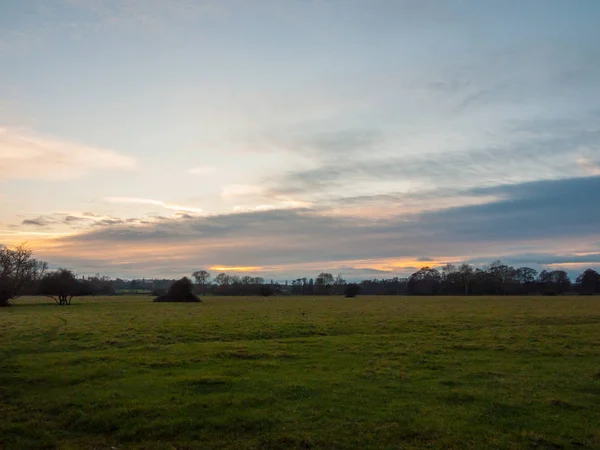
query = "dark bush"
xmin=151 ymin=288 xmax=167 ymax=297
xmin=153 ymin=277 xmax=201 ymax=303
xmin=260 ymin=285 xmax=274 ymax=297
xmin=345 ymin=283 xmax=360 ymax=298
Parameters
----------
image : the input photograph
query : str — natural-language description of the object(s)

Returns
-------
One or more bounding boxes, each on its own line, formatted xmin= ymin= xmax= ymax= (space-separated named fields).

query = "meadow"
xmin=1 ymin=295 xmax=600 ymax=449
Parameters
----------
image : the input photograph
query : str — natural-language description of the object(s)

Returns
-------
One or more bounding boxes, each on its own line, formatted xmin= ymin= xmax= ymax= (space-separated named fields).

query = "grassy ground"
xmin=1 ymin=295 xmax=600 ymax=449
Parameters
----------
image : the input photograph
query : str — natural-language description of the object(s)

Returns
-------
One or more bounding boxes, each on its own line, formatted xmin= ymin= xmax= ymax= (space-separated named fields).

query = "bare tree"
xmin=192 ymin=270 xmax=211 ymax=294
xmin=333 ymin=273 xmax=346 ymax=295
xmin=214 ymin=273 xmax=231 ymax=286
xmin=457 ymin=263 xmax=474 ymax=295
xmin=0 ymin=245 xmax=46 ymax=307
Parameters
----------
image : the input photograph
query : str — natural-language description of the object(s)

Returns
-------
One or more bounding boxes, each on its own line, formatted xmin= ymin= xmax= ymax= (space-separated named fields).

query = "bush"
xmin=260 ymin=285 xmax=274 ymax=297
xmin=39 ymin=269 xmax=82 ymax=306
xmin=153 ymin=277 xmax=202 ymax=303
xmin=151 ymin=288 xmax=167 ymax=297
xmin=345 ymin=283 xmax=360 ymax=298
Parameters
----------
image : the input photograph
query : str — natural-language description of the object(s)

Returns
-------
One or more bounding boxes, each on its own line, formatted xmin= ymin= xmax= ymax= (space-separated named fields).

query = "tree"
xmin=154 ymin=277 xmax=201 ymax=302
xmin=516 ymin=267 xmax=537 ymax=284
xmin=487 ymin=260 xmax=517 ymax=295
xmin=576 ymin=269 xmax=600 ymax=295
xmin=457 ymin=263 xmax=474 ymax=295
xmin=407 ymin=267 xmax=441 ymax=295
xmin=214 ymin=273 xmax=231 ymax=286
xmin=0 ymin=245 xmax=47 ymax=307
xmin=550 ymin=270 xmax=571 ymax=295
xmin=441 ymin=264 xmax=462 ymax=294
xmin=516 ymin=267 xmax=538 ymax=294
xmin=345 ymin=283 xmax=360 ymax=298
xmin=192 ymin=270 xmax=211 ymax=294
xmin=39 ymin=269 xmax=82 ymax=305
xmin=316 ymin=272 xmax=334 ymax=295
xmin=333 ymin=273 xmax=346 ymax=295
xmin=538 ymin=269 xmax=571 ymax=295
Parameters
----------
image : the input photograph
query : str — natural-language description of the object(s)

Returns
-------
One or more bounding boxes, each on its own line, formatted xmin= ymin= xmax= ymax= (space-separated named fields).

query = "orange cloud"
xmin=210 ymin=266 xmax=263 ymax=272
xmin=0 ymin=127 xmax=135 ymax=181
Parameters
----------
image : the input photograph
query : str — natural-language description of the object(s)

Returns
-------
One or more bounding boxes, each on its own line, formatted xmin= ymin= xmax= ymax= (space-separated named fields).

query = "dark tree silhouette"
xmin=153 ymin=277 xmax=202 ymax=302
xmin=408 ymin=267 xmax=442 ymax=295
xmin=316 ymin=272 xmax=334 ymax=295
xmin=0 ymin=245 xmax=47 ymax=307
xmin=576 ymin=269 xmax=600 ymax=295
xmin=39 ymin=269 xmax=82 ymax=305
xmin=192 ymin=270 xmax=211 ymax=294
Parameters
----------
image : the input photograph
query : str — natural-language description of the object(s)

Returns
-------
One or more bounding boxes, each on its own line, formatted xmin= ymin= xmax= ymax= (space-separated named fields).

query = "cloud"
xmin=21 ymin=217 xmax=57 ymax=228
xmin=63 ymin=215 xmax=88 ymax=223
xmin=31 ymin=175 xmax=599 ymax=278
xmin=0 ymin=127 xmax=136 ymax=181
xmin=578 ymin=157 xmax=600 ymax=176
xmin=210 ymin=266 xmax=263 ymax=272
xmin=260 ymin=127 xmax=385 ymax=161
xmin=104 ymin=197 xmax=203 ymax=214
xmin=264 ymin=116 xmax=600 ymax=198
xmin=188 ymin=165 xmax=217 ymax=175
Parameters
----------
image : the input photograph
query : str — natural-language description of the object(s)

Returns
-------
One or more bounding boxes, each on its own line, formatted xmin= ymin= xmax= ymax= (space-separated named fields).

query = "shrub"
xmin=345 ymin=283 xmax=360 ymax=298
xmin=153 ymin=277 xmax=202 ymax=303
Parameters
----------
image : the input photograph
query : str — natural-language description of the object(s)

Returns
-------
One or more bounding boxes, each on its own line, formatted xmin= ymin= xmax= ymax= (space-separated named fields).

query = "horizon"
xmin=2 ymin=0 xmax=600 ymax=280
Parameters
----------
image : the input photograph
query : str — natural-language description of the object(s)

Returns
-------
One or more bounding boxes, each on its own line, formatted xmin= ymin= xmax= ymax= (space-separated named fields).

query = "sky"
xmin=1 ymin=0 xmax=600 ymax=280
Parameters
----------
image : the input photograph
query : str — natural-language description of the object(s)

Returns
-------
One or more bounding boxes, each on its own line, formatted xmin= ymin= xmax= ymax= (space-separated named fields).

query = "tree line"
xmin=1 ymin=245 xmax=599 ymax=306
xmin=191 ymin=263 xmax=600 ymax=297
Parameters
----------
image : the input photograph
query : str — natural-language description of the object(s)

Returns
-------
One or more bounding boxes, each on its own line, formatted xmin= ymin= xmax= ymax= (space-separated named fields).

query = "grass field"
xmin=1 ymin=295 xmax=600 ymax=449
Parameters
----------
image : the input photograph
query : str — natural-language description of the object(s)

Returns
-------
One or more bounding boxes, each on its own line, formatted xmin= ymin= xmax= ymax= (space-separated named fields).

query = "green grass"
xmin=2 ymin=295 xmax=600 ymax=449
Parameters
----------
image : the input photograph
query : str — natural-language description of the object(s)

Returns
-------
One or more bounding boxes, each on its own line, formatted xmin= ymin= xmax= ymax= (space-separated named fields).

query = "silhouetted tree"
xmin=408 ymin=267 xmax=441 ymax=295
xmin=457 ymin=263 xmax=474 ymax=295
xmin=39 ymin=269 xmax=82 ymax=305
xmin=576 ymin=269 xmax=600 ymax=295
xmin=0 ymin=245 xmax=46 ymax=307
xmin=538 ymin=269 xmax=571 ymax=295
xmin=192 ymin=270 xmax=211 ymax=294
xmin=440 ymin=264 xmax=457 ymax=294
xmin=84 ymin=275 xmax=116 ymax=295
xmin=333 ymin=273 xmax=346 ymax=295
xmin=214 ymin=273 xmax=231 ymax=286
xmin=154 ymin=277 xmax=201 ymax=302
xmin=316 ymin=272 xmax=334 ymax=295
xmin=516 ymin=267 xmax=538 ymax=294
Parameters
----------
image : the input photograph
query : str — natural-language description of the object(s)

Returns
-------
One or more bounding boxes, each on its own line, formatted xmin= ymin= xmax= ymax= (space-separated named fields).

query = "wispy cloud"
xmin=104 ymin=197 xmax=204 ymax=214
xmin=0 ymin=127 xmax=136 ymax=181
xmin=21 ymin=216 xmax=58 ymax=228
xmin=263 ymin=115 xmax=600 ymax=200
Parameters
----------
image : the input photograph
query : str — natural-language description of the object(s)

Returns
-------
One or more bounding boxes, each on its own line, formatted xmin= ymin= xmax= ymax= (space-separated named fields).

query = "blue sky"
xmin=1 ymin=0 xmax=599 ymax=279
